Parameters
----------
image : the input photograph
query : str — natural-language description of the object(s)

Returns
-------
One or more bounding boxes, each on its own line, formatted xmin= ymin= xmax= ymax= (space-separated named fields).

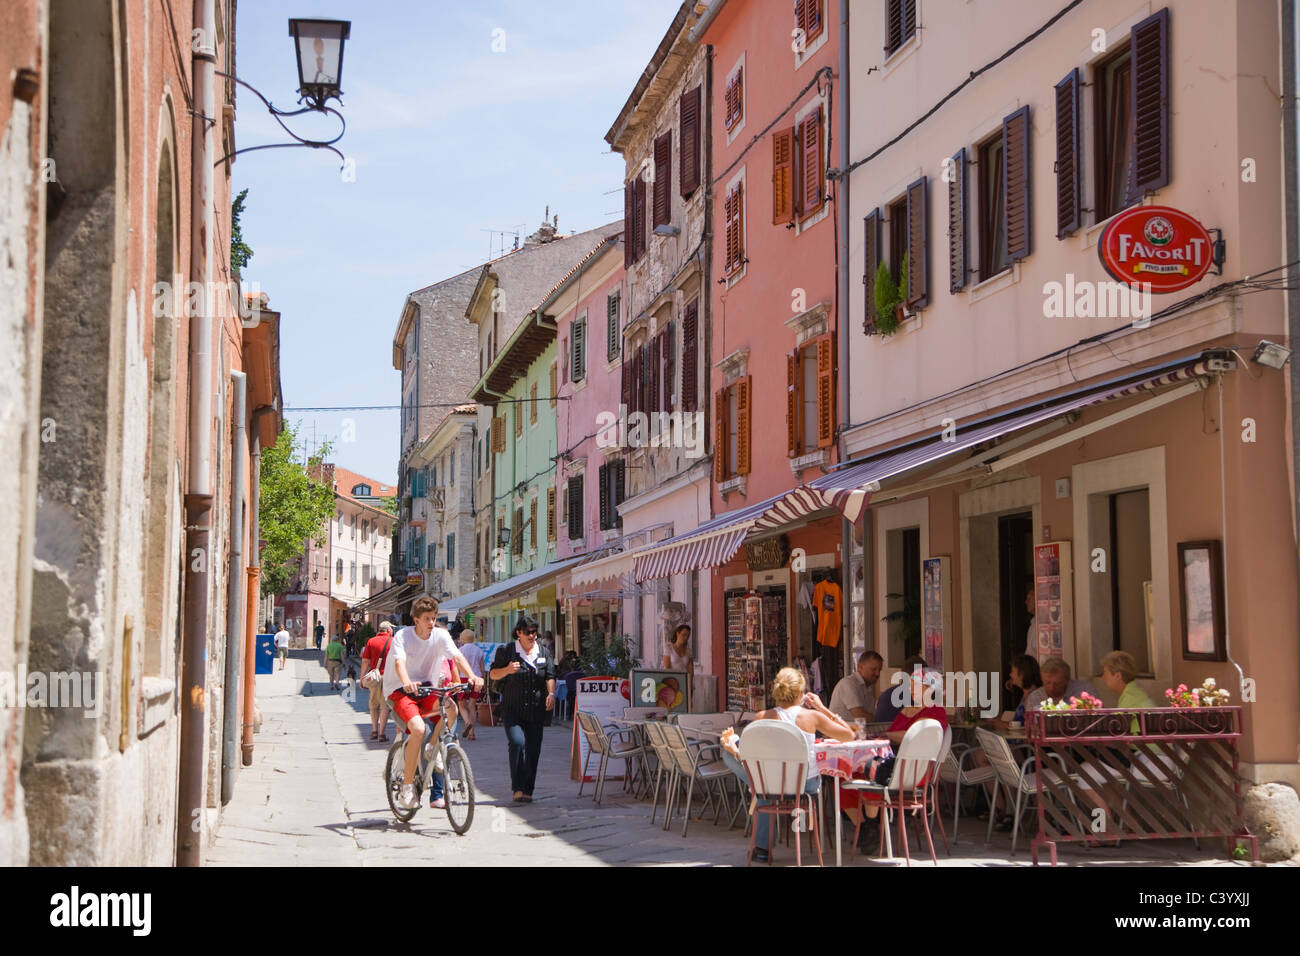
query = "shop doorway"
xmin=997 ymin=512 xmax=1034 ymax=712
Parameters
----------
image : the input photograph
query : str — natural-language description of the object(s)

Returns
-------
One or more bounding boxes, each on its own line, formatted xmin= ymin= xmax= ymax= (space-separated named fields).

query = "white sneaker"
xmin=396 ymin=783 xmax=418 ymax=809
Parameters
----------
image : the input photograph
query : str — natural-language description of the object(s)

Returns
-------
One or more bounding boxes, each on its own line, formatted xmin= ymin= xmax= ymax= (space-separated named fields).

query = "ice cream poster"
xmin=629 ymin=668 xmax=691 ymax=714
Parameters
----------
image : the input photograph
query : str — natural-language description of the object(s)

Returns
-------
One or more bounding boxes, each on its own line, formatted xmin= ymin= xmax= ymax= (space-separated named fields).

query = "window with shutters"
xmin=652 ymin=131 xmax=672 ymax=228
xmin=624 ymin=176 xmax=648 ymax=265
xmin=529 ymin=383 xmax=538 ymax=424
xmin=606 ymin=292 xmax=621 ymax=362
xmin=714 ymin=377 xmax=753 ymax=481
xmin=882 ymin=180 xmax=928 ymax=311
xmin=786 ymin=336 xmax=835 ymax=457
xmin=724 ymin=62 xmax=745 ymax=135
xmin=546 ymin=486 xmax=556 ymax=541
xmin=724 ymin=179 xmax=746 ymax=277
xmin=794 ymin=0 xmax=826 ymax=62
xmin=572 ymin=315 xmax=587 ymax=383
xmin=567 ymin=476 xmax=584 ymax=540
xmin=884 ymin=0 xmax=918 ymax=57
xmin=681 ymin=298 xmax=699 ymax=412
xmin=680 ymin=86 xmax=702 ymax=196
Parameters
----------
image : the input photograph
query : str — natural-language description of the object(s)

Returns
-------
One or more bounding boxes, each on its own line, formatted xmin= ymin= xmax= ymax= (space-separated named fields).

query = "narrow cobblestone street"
xmin=207 ymin=650 xmax=1248 ymax=867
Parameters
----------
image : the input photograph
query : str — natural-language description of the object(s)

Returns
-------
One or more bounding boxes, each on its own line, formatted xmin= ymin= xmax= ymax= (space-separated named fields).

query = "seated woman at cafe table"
xmin=718 ymin=667 xmax=854 ymax=864
xmin=873 ymin=655 xmax=929 ymax=722
xmin=990 ymin=655 xmax=1043 ymax=730
xmin=839 ymin=668 xmax=949 ymax=847
xmin=1100 ymin=650 xmax=1157 ymax=735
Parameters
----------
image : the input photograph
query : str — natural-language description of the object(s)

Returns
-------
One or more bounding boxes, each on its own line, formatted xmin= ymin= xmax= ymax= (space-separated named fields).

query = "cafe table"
xmin=813 ymin=737 xmax=893 ymax=867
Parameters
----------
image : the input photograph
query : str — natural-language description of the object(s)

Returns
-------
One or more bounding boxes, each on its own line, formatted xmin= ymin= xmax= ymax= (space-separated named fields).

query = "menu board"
xmin=574 ymin=677 xmax=630 ymax=781
xmin=725 ymin=591 xmax=747 ymax=712
xmin=1033 ymin=542 xmax=1073 ymax=663
xmin=921 ymin=556 xmax=950 ymax=672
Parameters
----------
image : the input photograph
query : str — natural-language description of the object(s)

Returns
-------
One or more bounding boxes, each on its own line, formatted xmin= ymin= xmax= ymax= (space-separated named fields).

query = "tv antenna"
xmin=480 ymin=224 xmax=526 ymax=259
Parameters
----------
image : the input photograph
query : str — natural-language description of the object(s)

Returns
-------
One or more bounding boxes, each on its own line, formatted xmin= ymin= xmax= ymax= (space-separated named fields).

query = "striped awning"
xmin=631 ymin=356 xmax=1213 ymax=582
xmin=568 ymin=546 xmax=636 ymax=589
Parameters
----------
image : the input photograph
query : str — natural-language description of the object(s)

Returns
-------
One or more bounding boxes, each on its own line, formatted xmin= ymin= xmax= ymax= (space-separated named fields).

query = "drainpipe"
xmin=837 ymin=0 xmax=854 ymax=666
xmin=1282 ymin=0 xmax=1300 ymax=714
xmin=176 ymin=0 xmax=216 ymax=867
xmin=221 ymin=371 xmax=246 ymax=804
xmin=243 ymin=406 xmax=276 ymax=765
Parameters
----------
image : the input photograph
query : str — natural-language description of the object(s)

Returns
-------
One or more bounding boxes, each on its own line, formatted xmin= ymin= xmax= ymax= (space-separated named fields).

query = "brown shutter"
xmin=623 ymin=181 xmax=634 ymax=268
xmin=733 ymin=181 xmax=745 ymax=269
xmin=530 ymin=497 xmax=537 ymax=549
xmin=772 ymin=127 xmax=795 ymax=224
xmin=1130 ymin=7 xmax=1170 ymax=196
xmin=885 ymin=0 xmax=903 ymax=54
xmin=1054 ymin=69 xmax=1082 ymax=238
xmin=724 ymin=74 xmax=737 ymax=129
xmin=514 ymin=403 xmax=522 ymax=438
xmin=680 ymin=86 xmax=702 ymax=196
xmin=801 ymin=0 xmax=824 ymax=44
xmin=603 ymin=463 xmax=613 ymax=530
xmin=801 ymin=107 xmax=824 ymax=216
xmin=714 ymin=388 xmax=728 ymax=481
xmin=529 ymin=382 xmax=538 ymax=423
xmin=863 ymin=208 xmax=881 ymax=334
xmin=663 ymin=321 xmax=675 ymax=412
xmin=948 ymin=148 xmax=968 ymax=292
xmin=724 ymin=187 xmax=738 ymax=271
xmin=621 ymin=349 xmax=633 ymax=411
xmin=492 ymin=415 xmax=505 ymax=453
xmin=1003 ymin=106 xmax=1031 ymax=262
xmin=649 ymin=332 xmax=661 ymax=414
xmin=815 ymin=334 xmax=835 ymax=449
xmin=546 ymin=486 xmax=556 ymax=541
xmin=634 ymin=176 xmax=647 ymax=260
xmin=613 ymin=460 xmax=625 ymax=527
xmin=734 ymin=66 xmax=744 ymax=128
xmin=736 ymin=376 xmax=752 ymax=475
xmin=639 ymin=342 xmax=651 ymax=417
xmin=681 ymin=299 xmax=698 ymax=412
xmin=905 ymin=176 xmax=928 ymax=309
xmin=653 ymin=131 xmax=672 ymax=228
xmin=786 ymin=350 xmax=801 ymax=458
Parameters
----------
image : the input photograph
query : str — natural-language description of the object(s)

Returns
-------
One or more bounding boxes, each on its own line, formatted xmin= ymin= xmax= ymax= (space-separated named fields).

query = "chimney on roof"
xmin=524 ymin=206 xmax=559 ymax=246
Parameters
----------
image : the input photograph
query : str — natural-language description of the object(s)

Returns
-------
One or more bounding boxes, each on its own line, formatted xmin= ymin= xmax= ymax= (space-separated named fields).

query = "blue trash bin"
xmin=255 ymin=634 xmax=276 ymax=674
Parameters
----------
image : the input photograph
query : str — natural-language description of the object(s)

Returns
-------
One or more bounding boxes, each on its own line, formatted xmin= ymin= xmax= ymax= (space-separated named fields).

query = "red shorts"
xmin=388 ymin=689 xmax=445 ymax=727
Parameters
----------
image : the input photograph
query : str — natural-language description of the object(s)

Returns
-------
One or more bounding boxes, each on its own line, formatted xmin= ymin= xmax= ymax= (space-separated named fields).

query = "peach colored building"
xmin=837 ymin=0 xmax=1297 ymax=785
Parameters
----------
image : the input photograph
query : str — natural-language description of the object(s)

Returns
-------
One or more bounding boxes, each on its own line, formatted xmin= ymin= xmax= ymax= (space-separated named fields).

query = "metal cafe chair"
xmin=736 ymin=720 xmax=823 ymax=867
xmin=843 ymin=718 xmax=944 ymax=866
xmin=660 ymin=722 xmax=734 ymax=837
xmin=575 ymin=711 xmax=641 ymax=804
xmin=641 ymin=720 xmax=677 ymax=825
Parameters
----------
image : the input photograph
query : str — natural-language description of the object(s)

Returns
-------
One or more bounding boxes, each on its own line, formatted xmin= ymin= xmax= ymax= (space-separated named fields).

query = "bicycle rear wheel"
xmin=442 ymin=742 xmax=475 ymax=834
xmin=385 ymin=739 xmax=418 ymax=822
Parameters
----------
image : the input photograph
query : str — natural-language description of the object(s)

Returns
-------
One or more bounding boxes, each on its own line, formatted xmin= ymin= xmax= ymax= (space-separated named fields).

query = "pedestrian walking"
xmin=455 ymin=629 xmax=484 ymax=741
xmin=314 ymin=621 xmax=324 ymax=650
xmin=488 ymin=615 xmax=557 ymax=803
xmin=274 ymin=625 xmax=291 ymax=670
xmin=324 ymin=633 xmax=345 ymax=689
xmin=361 ymin=622 xmax=395 ymax=740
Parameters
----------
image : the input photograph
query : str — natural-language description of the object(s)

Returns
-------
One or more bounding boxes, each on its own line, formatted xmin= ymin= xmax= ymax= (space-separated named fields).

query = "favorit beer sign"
xmin=1097 ymin=205 xmax=1215 ymax=293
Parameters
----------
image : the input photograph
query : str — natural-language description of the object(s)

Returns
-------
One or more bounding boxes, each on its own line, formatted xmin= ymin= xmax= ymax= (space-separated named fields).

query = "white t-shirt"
xmin=458 ymin=642 xmax=485 ymax=677
xmin=382 ymin=626 xmax=458 ymax=698
xmin=274 ymin=629 xmax=290 ymax=649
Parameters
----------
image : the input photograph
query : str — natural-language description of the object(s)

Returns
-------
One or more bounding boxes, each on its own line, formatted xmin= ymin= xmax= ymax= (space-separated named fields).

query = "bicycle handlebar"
xmin=408 ymin=681 xmax=474 ymax=699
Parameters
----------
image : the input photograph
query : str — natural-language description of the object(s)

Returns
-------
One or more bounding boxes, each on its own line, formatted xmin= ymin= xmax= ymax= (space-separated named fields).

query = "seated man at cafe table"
xmin=830 ymin=650 xmax=883 ymax=724
xmin=873 ymin=655 xmax=928 ymax=723
xmin=718 ymin=667 xmax=855 ymax=864
xmin=1023 ymin=658 xmax=1098 ymax=713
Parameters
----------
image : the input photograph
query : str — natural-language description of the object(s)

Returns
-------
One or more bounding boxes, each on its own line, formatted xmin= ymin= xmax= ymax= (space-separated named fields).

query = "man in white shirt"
xmin=387 ymin=596 xmax=483 ymax=809
xmin=1024 ymin=658 xmax=1098 ymax=711
xmin=829 ymin=650 xmax=883 ymax=724
xmin=274 ymin=626 xmax=291 ymax=670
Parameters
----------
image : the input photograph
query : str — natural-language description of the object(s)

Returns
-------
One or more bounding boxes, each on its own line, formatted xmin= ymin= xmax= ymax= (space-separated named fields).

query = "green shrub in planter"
xmin=873 ymin=254 xmax=909 ymax=336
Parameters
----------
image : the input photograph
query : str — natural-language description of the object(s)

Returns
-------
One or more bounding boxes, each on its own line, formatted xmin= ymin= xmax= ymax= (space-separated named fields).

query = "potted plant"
xmin=872 ymin=254 xmax=911 ymax=336
xmin=882 ymin=591 xmax=921 ymax=660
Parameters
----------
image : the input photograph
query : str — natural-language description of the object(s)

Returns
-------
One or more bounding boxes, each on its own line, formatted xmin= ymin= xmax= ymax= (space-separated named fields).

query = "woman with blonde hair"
xmin=719 ymin=667 xmax=854 ymax=863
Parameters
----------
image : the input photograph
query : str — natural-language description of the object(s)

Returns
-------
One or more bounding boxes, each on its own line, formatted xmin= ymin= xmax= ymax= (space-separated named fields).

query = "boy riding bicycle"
xmin=384 ymin=596 xmax=484 ymax=809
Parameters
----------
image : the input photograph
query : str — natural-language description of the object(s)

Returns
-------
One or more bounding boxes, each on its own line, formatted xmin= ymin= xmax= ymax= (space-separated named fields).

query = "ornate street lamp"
xmin=215 ymin=18 xmax=351 ymax=168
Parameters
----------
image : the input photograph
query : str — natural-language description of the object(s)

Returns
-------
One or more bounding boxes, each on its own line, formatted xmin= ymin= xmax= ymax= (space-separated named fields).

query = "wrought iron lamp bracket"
xmin=214 ymin=71 xmax=347 ymax=169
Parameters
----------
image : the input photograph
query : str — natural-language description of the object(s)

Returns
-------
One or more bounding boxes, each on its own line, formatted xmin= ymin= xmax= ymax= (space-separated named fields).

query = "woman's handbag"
xmin=361 ymin=634 xmax=394 ymax=689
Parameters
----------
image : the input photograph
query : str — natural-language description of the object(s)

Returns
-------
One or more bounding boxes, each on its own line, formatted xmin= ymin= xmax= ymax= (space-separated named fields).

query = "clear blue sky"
xmin=234 ymin=0 xmax=681 ymax=485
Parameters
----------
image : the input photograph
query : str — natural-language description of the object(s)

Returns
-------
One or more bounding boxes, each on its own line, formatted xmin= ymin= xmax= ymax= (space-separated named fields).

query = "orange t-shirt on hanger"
xmin=813 ymin=579 xmax=842 ymax=647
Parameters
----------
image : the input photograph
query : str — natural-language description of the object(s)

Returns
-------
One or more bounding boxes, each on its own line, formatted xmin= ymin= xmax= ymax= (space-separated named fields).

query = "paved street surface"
xmin=209 ymin=650 xmax=1244 ymax=867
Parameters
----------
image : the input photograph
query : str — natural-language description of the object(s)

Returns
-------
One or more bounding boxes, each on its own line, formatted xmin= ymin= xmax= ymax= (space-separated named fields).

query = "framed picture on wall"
xmin=1177 ymin=540 xmax=1226 ymax=662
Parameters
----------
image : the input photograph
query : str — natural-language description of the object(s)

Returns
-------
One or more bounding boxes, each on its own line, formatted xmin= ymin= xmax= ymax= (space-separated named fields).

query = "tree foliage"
xmin=259 ymin=422 xmax=335 ymax=596
xmin=231 ymin=188 xmax=253 ymax=279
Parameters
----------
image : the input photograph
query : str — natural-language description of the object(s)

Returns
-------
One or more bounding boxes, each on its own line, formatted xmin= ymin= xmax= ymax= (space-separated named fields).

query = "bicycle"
xmin=384 ymin=682 xmax=476 ymax=834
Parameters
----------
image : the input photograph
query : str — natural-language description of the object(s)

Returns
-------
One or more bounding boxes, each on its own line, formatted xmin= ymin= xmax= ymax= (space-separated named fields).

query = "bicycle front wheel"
xmin=385 ymin=739 xmax=418 ymax=823
xmin=442 ymin=742 xmax=475 ymax=834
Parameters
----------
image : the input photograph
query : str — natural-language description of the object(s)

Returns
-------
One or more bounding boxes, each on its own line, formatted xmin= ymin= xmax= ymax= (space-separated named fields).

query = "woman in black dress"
xmin=488 ymin=615 xmax=557 ymax=803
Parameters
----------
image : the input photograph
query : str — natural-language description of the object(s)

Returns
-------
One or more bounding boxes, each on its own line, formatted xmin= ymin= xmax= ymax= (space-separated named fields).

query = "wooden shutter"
xmin=680 ymin=86 xmax=702 ymax=196
xmin=714 ymin=388 xmax=728 ymax=481
xmin=886 ymin=0 xmax=903 ymax=54
xmin=598 ymin=462 xmax=610 ymax=530
xmin=638 ymin=342 xmax=651 ymax=417
xmin=621 ymin=350 xmax=633 ymax=412
xmin=725 ymin=68 xmax=744 ymax=130
xmin=607 ymin=293 xmax=620 ymax=362
xmin=905 ymin=176 xmax=928 ymax=309
xmin=491 ymin=415 xmax=505 ymax=453
xmin=786 ymin=350 xmax=801 ymax=457
xmin=572 ymin=320 xmax=586 ymax=382
xmin=549 ymin=363 xmax=557 ymax=408
xmin=863 ymin=209 xmax=881 ymax=334
xmin=546 ymin=486 xmax=556 ymax=541
xmin=529 ymin=383 xmax=538 ymax=423
xmin=568 ymin=476 xmax=583 ymax=539
xmin=724 ymin=181 xmax=744 ymax=272
xmin=624 ymin=181 xmax=634 ymax=268
xmin=1054 ymin=69 xmax=1082 ymax=238
xmin=772 ymin=127 xmax=795 ymax=224
xmin=513 ymin=506 xmax=523 ymax=555
xmin=948 ymin=148 xmax=968 ymax=292
xmin=798 ymin=0 xmax=824 ymax=45
xmin=724 ymin=187 xmax=738 ymax=271
xmin=1130 ymin=8 xmax=1170 ymax=196
xmin=1003 ymin=106 xmax=1031 ymax=262
xmin=530 ymin=498 xmax=537 ymax=549
xmin=681 ymin=299 xmax=698 ymax=412
xmin=662 ymin=323 xmax=675 ymax=412
xmin=633 ymin=176 xmax=647 ymax=261
xmin=653 ymin=131 xmax=672 ymax=228
xmin=736 ymin=376 xmax=752 ymax=475
xmin=646 ymin=334 xmax=658 ymax=415
xmin=514 ymin=403 xmax=522 ymax=438
xmin=801 ymin=107 xmax=824 ymax=216
xmin=724 ymin=75 xmax=735 ymax=128
xmin=815 ymin=334 xmax=835 ymax=449
xmin=613 ymin=459 xmax=625 ymax=527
